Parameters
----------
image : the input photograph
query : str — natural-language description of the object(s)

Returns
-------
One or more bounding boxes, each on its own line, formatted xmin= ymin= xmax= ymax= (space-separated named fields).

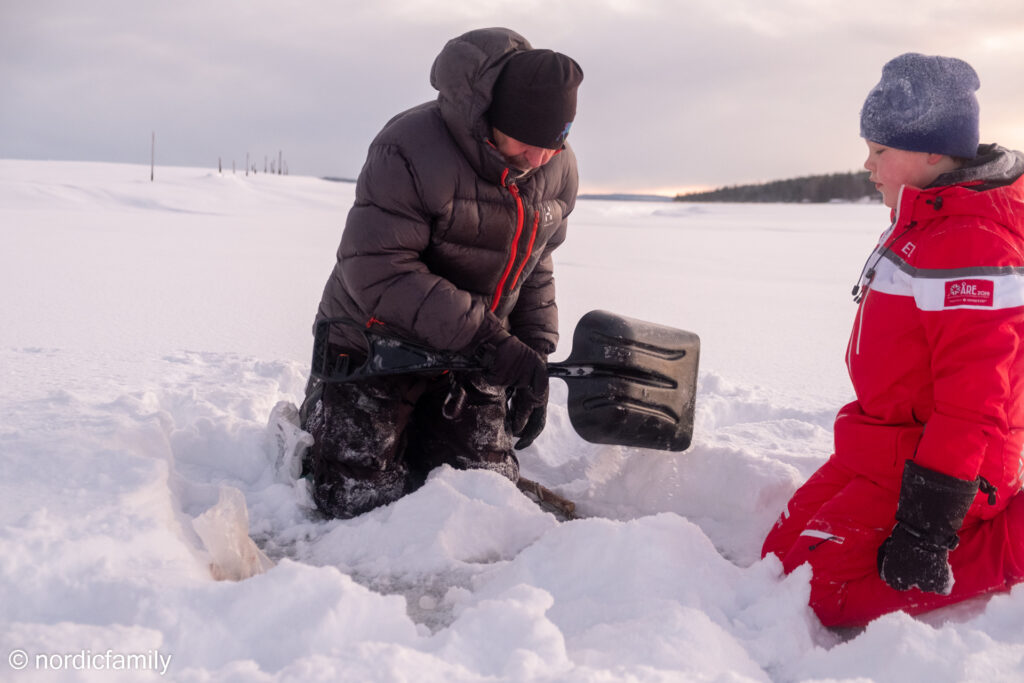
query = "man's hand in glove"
xmin=470 ymin=313 xmax=548 ymax=396
xmin=507 ymin=383 xmax=548 ymax=449
xmin=481 ymin=334 xmax=548 ymax=396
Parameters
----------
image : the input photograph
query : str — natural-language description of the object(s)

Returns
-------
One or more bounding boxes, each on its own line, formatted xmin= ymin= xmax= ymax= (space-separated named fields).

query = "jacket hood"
xmin=932 ymin=143 xmax=1024 ymax=190
xmin=902 ymin=144 xmax=1024 ymax=236
xmin=429 ymin=27 xmax=532 ymax=179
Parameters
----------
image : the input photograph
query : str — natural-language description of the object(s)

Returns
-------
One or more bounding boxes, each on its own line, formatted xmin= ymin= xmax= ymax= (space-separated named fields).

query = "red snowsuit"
xmin=762 ymin=145 xmax=1024 ymax=627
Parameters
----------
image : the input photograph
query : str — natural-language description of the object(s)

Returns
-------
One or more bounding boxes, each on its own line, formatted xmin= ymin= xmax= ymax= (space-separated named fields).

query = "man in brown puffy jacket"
xmin=301 ymin=28 xmax=583 ymax=518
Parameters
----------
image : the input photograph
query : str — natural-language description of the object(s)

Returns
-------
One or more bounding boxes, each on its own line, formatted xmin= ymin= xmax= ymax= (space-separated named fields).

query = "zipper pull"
xmin=808 ymin=535 xmax=841 ymax=550
xmin=853 ymin=269 xmax=875 ymax=303
xmin=978 ymin=476 xmax=997 ymax=506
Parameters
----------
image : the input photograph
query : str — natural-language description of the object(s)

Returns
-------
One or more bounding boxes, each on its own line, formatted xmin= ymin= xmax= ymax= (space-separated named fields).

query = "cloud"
xmin=2 ymin=0 xmax=1022 ymax=192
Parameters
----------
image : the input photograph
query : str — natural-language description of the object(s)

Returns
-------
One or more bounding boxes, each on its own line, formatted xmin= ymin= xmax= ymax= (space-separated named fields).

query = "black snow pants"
xmin=300 ymin=370 xmax=519 ymax=519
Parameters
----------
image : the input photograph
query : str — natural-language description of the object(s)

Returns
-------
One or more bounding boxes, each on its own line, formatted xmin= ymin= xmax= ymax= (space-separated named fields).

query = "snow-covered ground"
xmin=3 ymin=159 xmax=1024 ymax=681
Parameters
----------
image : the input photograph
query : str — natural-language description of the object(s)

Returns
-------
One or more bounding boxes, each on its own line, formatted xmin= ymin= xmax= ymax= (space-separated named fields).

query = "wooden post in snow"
xmin=150 ymin=131 xmax=155 ymax=182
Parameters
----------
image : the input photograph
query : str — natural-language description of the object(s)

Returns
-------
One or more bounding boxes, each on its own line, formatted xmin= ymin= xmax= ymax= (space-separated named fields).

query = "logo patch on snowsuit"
xmin=944 ymin=279 xmax=994 ymax=307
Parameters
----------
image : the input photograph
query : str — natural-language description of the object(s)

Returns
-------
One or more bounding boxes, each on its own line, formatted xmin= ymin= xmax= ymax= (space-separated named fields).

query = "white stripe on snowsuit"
xmin=865 ymin=249 xmax=1024 ymax=311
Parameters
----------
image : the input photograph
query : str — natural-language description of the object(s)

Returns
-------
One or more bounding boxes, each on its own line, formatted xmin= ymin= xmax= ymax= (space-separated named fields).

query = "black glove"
xmin=508 ymin=383 xmax=548 ymax=450
xmin=878 ymin=461 xmax=978 ymax=594
xmin=470 ymin=314 xmax=548 ymax=397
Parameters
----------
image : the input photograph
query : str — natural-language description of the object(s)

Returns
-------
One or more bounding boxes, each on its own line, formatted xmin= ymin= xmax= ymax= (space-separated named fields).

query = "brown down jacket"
xmin=313 ymin=27 xmax=579 ymax=359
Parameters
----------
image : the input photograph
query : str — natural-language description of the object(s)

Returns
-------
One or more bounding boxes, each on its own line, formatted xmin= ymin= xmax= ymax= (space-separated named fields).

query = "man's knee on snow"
xmin=303 ymin=378 xmax=412 ymax=518
xmin=306 ymin=381 xmax=404 ymax=470
xmin=456 ymin=452 xmax=520 ymax=483
xmin=408 ymin=372 xmax=518 ymax=479
xmin=311 ymin=461 xmax=408 ymax=518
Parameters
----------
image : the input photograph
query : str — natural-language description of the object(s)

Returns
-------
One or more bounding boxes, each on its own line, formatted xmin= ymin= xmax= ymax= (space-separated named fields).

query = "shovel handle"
xmin=546 ymin=362 xmax=593 ymax=378
xmin=547 ymin=361 xmax=678 ymax=389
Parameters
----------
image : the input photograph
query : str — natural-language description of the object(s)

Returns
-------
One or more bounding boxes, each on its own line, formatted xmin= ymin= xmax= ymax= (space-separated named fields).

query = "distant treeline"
xmin=675 ymin=171 xmax=878 ymax=203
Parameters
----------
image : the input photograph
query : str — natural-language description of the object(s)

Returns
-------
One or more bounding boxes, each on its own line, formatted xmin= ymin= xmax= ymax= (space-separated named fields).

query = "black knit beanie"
xmin=488 ymin=49 xmax=584 ymax=150
xmin=860 ymin=53 xmax=980 ymax=159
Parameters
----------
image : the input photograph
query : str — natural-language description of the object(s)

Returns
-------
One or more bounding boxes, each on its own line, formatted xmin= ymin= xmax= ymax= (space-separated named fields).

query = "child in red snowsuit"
xmin=762 ymin=53 xmax=1024 ymax=627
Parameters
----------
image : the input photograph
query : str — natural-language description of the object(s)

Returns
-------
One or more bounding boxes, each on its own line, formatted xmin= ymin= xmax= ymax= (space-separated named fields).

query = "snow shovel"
xmin=547 ymin=310 xmax=699 ymax=452
xmin=310 ymin=310 xmax=699 ymax=452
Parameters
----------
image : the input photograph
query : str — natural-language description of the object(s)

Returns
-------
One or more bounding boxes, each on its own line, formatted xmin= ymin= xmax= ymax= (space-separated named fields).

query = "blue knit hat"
xmin=860 ymin=53 xmax=980 ymax=159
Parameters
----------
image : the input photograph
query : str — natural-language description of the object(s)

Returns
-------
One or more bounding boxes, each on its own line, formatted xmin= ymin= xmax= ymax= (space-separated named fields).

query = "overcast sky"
xmin=3 ymin=0 xmax=1023 ymax=194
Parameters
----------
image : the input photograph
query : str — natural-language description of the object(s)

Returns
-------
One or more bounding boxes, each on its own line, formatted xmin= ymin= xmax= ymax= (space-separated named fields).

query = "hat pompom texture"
xmin=860 ymin=53 xmax=980 ymax=159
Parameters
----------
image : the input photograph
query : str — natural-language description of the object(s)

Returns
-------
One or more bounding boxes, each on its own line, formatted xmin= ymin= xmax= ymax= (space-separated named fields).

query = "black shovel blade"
xmin=549 ymin=310 xmax=699 ymax=452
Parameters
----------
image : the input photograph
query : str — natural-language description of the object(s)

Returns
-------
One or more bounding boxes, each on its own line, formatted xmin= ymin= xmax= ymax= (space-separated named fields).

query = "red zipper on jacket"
xmin=491 ymin=168 xmax=534 ymax=312
xmin=510 ymin=211 xmax=540 ymax=293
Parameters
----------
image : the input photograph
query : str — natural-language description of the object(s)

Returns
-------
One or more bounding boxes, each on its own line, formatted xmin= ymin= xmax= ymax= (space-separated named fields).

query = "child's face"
xmin=863 ymin=140 xmax=946 ymax=209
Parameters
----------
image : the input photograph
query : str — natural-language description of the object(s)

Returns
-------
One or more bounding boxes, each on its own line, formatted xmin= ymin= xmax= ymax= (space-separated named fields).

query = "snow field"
xmin=3 ymin=160 xmax=1024 ymax=681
